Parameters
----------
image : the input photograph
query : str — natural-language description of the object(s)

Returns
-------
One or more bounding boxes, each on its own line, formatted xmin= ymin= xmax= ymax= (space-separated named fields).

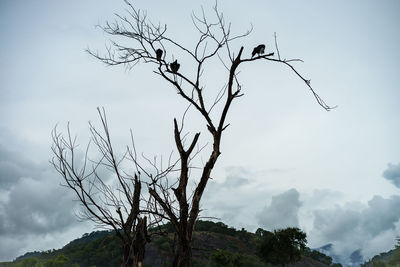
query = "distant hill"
xmin=2 ymin=220 xmax=342 ymax=267
xmin=362 ymin=246 xmax=400 ymax=267
xmin=314 ymin=243 xmax=363 ymax=266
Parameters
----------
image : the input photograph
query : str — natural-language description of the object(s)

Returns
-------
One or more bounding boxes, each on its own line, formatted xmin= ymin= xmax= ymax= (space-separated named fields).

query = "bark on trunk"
xmin=133 ymin=217 xmax=148 ymax=267
xmin=173 ymin=239 xmax=192 ymax=267
xmin=120 ymin=217 xmax=148 ymax=267
xmin=122 ymin=242 xmax=134 ymax=267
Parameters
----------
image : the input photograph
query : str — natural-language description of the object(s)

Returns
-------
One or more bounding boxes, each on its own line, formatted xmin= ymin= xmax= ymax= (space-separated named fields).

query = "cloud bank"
xmin=310 ymin=195 xmax=400 ymax=264
xmin=203 ymin=166 xmax=400 ymax=265
xmin=0 ymin=140 xmax=86 ymax=261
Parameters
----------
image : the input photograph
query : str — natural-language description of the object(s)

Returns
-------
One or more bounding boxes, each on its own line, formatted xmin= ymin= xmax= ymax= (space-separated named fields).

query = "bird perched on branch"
xmin=170 ymin=60 xmax=180 ymax=73
xmin=252 ymin=44 xmax=266 ymax=58
xmin=156 ymin=49 xmax=163 ymax=61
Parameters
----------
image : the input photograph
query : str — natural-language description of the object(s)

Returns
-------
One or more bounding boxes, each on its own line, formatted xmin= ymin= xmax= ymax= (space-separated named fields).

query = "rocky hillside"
xmin=2 ymin=221 xmax=340 ymax=267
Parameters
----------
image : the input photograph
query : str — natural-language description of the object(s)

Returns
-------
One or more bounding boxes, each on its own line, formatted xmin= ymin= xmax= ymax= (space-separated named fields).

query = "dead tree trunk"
xmin=133 ymin=217 xmax=148 ymax=267
xmin=173 ymin=231 xmax=192 ymax=267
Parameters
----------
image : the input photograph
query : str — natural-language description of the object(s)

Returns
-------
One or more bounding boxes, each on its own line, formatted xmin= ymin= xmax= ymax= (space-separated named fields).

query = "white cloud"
xmin=256 ymin=188 xmax=301 ymax=231
xmin=383 ymin=162 xmax=400 ymax=188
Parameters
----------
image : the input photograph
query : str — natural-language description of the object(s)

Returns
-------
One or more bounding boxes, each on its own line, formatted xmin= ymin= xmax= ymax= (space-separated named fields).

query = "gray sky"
xmin=1 ymin=0 xmax=400 ymax=264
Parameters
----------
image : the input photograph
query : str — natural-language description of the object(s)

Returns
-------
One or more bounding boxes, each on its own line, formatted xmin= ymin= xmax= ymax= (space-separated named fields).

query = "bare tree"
xmin=83 ymin=1 xmax=335 ymax=266
xmin=51 ymin=108 xmax=165 ymax=267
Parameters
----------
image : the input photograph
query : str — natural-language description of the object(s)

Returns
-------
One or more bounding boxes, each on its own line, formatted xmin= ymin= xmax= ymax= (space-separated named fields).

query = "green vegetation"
xmin=12 ymin=255 xmax=72 ymax=267
xmin=15 ymin=258 xmax=41 ymax=267
xmin=211 ymin=249 xmax=244 ymax=266
xmin=255 ymin=227 xmax=307 ymax=266
xmin=3 ymin=221 xmax=339 ymax=267
xmin=388 ymin=238 xmax=400 ymax=266
xmin=195 ymin=221 xmax=237 ymax=236
xmin=153 ymin=235 xmax=174 ymax=254
xmin=303 ymin=247 xmax=333 ymax=265
xmin=372 ymin=262 xmax=386 ymax=267
xmin=43 ymin=255 xmax=70 ymax=267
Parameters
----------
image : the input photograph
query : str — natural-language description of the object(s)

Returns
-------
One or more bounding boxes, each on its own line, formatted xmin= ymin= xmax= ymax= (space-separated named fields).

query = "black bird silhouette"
xmin=170 ymin=60 xmax=180 ymax=73
xmin=252 ymin=44 xmax=266 ymax=58
xmin=156 ymin=49 xmax=163 ymax=61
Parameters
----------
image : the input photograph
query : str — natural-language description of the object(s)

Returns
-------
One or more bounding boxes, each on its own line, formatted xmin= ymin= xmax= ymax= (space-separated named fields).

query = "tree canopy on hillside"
xmin=256 ymin=227 xmax=307 ymax=266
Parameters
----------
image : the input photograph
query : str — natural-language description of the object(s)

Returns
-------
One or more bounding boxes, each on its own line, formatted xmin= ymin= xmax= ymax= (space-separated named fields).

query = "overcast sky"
xmin=1 ymin=0 xmax=400 ymax=265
